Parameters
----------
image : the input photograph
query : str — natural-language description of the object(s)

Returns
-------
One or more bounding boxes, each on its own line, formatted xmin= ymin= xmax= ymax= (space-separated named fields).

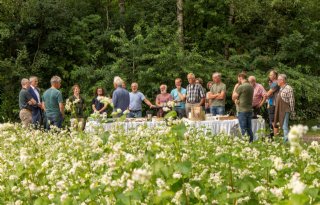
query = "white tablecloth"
xmin=85 ymin=119 xmax=265 ymax=136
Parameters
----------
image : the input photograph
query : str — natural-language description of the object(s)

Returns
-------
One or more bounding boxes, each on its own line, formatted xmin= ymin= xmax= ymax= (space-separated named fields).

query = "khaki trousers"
xmin=19 ymin=109 xmax=32 ymax=127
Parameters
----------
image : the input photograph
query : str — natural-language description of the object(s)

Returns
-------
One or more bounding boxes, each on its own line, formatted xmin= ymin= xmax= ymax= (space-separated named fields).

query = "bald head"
xmin=248 ymin=76 xmax=256 ymax=86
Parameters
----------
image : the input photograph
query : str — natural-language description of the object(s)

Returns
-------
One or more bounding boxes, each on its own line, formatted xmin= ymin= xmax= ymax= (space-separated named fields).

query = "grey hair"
xmin=50 ymin=76 xmax=61 ymax=85
xmin=248 ymin=76 xmax=256 ymax=81
xmin=278 ymin=74 xmax=287 ymax=81
xmin=212 ymin=72 xmax=221 ymax=78
xmin=187 ymin=73 xmax=195 ymax=78
xmin=114 ymin=76 xmax=123 ymax=86
xmin=160 ymin=84 xmax=167 ymax=91
xmin=21 ymin=78 xmax=29 ymax=86
xmin=131 ymin=82 xmax=138 ymax=87
xmin=29 ymin=76 xmax=38 ymax=82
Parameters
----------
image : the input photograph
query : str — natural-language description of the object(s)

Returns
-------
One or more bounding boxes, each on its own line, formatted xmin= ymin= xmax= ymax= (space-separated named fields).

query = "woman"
xmin=156 ymin=84 xmax=173 ymax=117
xmin=92 ymin=87 xmax=108 ymax=113
xmin=68 ymin=84 xmax=86 ymax=130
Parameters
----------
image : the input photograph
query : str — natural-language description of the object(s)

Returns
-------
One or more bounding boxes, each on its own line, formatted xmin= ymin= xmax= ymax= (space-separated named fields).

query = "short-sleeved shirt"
xmin=236 ymin=82 xmax=254 ymax=112
xmin=210 ymin=82 xmax=226 ymax=107
xmin=186 ymin=84 xmax=205 ymax=104
xmin=92 ymin=97 xmax=106 ymax=113
xmin=129 ymin=92 xmax=145 ymax=111
xmin=156 ymin=93 xmax=172 ymax=106
xmin=19 ymin=88 xmax=33 ymax=110
xmin=170 ymin=88 xmax=186 ymax=108
xmin=252 ymin=83 xmax=266 ymax=107
xmin=112 ymin=87 xmax=130 ymax=112
xmin=42 ymin=88 xmax=63 ymax=117
xmin=68 ymin=95 xmax=85 ymax=118
xmin=268 ymin=81 xmax=279 ymax=106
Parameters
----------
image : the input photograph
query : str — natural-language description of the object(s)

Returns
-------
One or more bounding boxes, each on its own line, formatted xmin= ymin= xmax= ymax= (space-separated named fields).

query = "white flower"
xmin=288 ymin=173 xmax=306 ymax=194
xmin=254 ymin=186 xmax=267 ymax=193
xmin=193 ymin=186 xmax=201 ymax=198
xmin=270 ymin=187 xmax=284 ymax=199
xmin=173 ymin=172 xmax=182 ymax=179
xmin=162 ymin=107 xmax=170 ymax=112
xmin=272 ymin=157 xmax=284 ymax=171
xmin=200 ymin=194 xmax=207 ymax=202
xmin=300 ymin=150 xmax=310 ymax=161
xmin=123 ymin=109 xmax=130 ymax=115
xmin=132 ymin=168 xmax=151 ymax=184
xmin=28 ymin=183 xmax=38 ymax=192
xmin=270 ymin=169 xmax=277 ymax=177
xmin=117 ymin=108 xmax=122 ymax=113
xmin=60 ymin=193 xmax=68 ymax=202
xmin=171 ymin=190 xmax=183 ymax=204
xmin=73 ymin=98 xmax=80 ymax=104
xmin=14 ymin=200 xmax=23 ymax=205
xmin=126 ymin=179 xmax=134 ymax=191
xmin=48 ymin=194 xmax=55 ymax=200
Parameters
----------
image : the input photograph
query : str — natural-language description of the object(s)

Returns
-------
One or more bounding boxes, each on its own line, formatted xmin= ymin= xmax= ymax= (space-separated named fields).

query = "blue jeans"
xmin=174 ymin=107 xmax=186 ymax=118
xmin=210 ymin=106 xmax=225 ymax=116
xmin=238 ymin=112 xmax=254 ymax=142
xmin=283 ymin=112 xmax=290 ymax=142
xmin=45 ymin=113 xmax=63 ymax=129
xmin=128 ymin=110 xmax=142 ymax=118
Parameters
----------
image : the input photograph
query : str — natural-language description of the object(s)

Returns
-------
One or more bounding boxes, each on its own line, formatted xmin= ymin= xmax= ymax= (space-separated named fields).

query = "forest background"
xmin=0 ymin=0 xmax=320 ymax=122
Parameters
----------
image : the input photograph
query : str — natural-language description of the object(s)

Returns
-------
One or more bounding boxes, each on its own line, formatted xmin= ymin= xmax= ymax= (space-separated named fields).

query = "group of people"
xmin=19 ymin=70 xmax=295 ymax=142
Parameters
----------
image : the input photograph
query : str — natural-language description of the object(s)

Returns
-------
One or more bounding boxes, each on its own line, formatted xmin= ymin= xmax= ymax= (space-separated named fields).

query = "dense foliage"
xmin=0 ymin=122 xmax=319 ymax=204
xmin=1 ymin=0 xmax=320 ymax=121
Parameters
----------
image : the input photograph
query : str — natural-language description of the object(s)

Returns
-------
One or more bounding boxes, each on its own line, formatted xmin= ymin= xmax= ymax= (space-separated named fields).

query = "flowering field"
xmin=0 ymin=123 xmax=319 ymax=205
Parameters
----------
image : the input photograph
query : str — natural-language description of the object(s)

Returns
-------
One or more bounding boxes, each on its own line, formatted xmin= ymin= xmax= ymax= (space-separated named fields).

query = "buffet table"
xmin=85 ymin=118 xmax=265 ymax=136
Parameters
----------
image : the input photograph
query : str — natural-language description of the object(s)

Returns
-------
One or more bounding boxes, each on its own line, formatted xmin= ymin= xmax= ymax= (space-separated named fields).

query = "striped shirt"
xmin=186 ymin=84 xmax=205 ymax=104
xmin=279 ymin=84 xmax=295 ymax=112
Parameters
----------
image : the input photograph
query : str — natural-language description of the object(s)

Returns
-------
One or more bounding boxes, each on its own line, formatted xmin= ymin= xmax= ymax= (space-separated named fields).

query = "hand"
xmin=28 ymin=98 xmax=36 ymax=105
xmin=150 ymin=105 xmax=156 ymax=109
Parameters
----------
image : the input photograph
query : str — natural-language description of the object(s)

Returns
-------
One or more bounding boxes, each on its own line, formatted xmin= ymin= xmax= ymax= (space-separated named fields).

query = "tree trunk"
xmin=225 ymin=2 xmax=235 ymax=60
xmin=119 ymin=0 xmax=125 ymax=14
xmin=177 ymin=0 xmax=184 ymax=48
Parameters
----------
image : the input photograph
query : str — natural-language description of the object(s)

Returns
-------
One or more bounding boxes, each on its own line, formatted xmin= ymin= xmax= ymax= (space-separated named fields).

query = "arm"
xmin=177 ymin=91 xmax=186 ymax=101
xmin=215 ymin=91 xmax=226 ymax=100
xmin=199 ymin=97 xmax=205 ymax=106
xmin=232 ymin=83 xmax=240 ymax=101
xmin=99 ymin=104 xmax=108 ymax=113
xmin=59 ymin=103 xmax=64 ymax=118
xmin=143 ymin=98 xmax=154 ymax=108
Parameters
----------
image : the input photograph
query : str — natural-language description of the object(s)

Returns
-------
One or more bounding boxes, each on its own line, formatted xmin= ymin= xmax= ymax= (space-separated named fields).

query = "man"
xmin=265 ymin=70 xmax=280 ymax=138
xmin=42 ymin=76 xmax=64 ymax=129
xmin=19 ymin=78 xmax=36 ymax=127
xmin=112 ymin=76 xmax=130 ymax=113
xmin=156 ymin=84 xmax=173 ymax=117
xmin=232 ymin=73 xmax=254 ymax=142
xmin=170 ymin=78 xmax=186 ymax=118
xmin=248 ymin=76 xmax=267 ymax=118
xmin=185 ymin=73 xmax=206 ymax=115
xmin=207 ymin=72 xmax=226 ymax=116
xmin=28 ymin=76 xmax=43 ymax=127
xmin=128 ymin=82 xmax=154 ymax=118
xmin=274 ymin=74 xmax=295 ymax=142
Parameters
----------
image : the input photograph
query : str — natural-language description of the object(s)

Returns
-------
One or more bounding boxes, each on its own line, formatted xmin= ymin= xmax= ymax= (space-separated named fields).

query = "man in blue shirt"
xmin=112 ymin=76 xmax=130 ymax=113
xmin=265 ymin=70 xmax=280 ymax=139
xmin=128 ymin=82 xmax=154 ymax=118
xmin=171 ymin=78 xmax=186 ymax=118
